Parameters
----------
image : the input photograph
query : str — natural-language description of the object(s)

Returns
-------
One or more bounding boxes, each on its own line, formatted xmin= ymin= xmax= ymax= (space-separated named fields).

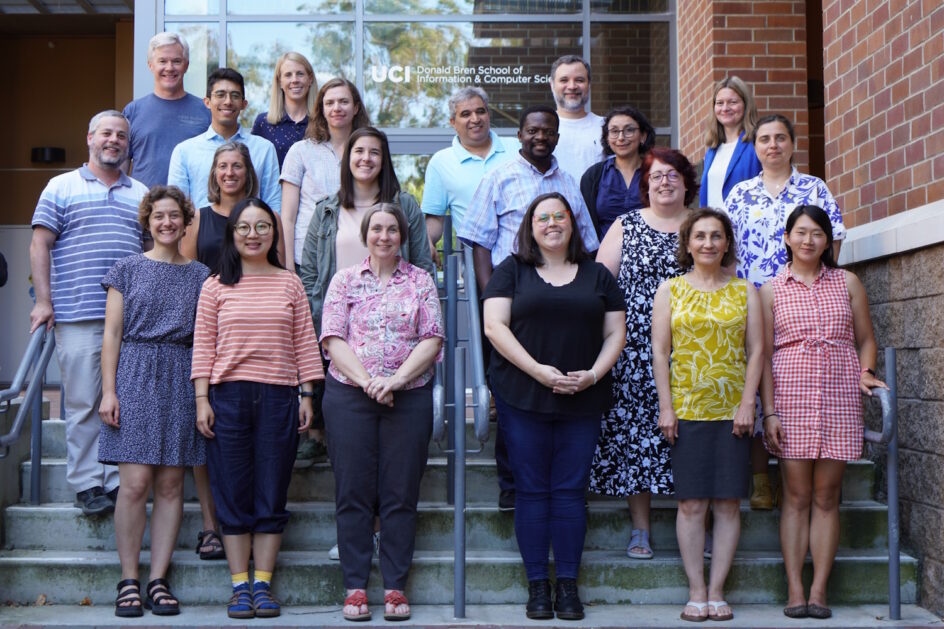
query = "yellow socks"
xmin=232 ymin=571 xmax=249 ymax=587
xmin=254 ymin=570 xmax=273 ymax=586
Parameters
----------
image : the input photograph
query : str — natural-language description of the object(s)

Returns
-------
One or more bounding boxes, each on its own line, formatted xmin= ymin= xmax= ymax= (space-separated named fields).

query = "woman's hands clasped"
xmin=362 ymin=375 xmax=401 ymax=407
xmin=532 ymin=364 xmax=595 ymax=395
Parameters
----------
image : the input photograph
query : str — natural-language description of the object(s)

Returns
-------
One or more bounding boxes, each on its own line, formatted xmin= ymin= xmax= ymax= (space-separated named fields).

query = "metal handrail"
xmin=863 ymin=347 xmax=899 ymax=621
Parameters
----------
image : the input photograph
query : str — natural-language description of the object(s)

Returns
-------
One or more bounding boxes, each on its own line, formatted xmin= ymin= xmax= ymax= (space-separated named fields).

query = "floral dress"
xmin=589 ymin=211 xmax=680 ymax=496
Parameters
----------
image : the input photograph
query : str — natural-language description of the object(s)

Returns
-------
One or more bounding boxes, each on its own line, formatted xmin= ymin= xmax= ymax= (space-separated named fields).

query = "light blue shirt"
xmin=421 ymin=131 xmax=519 ymax=232
xmin=457 ymin=153 xmax=600 ymax=267
xmin=167 ymin=125 xmax=281 ymax=213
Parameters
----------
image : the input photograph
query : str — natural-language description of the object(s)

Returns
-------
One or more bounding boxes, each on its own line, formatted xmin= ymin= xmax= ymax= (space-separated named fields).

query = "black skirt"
xmin=670 ymin=420 xmax=750 ymax=500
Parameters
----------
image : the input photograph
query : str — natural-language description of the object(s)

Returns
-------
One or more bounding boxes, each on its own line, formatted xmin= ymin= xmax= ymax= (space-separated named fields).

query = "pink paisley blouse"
xmin=319 ymin=256 xmax=444 ymax=389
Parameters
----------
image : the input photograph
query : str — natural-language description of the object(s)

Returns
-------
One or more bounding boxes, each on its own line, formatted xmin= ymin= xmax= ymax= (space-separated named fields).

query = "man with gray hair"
xmin=549 ymin=55 xmax=605 ymax=183
xmin=122 ymin=32 xmax=210 ymax=187
xmin=30 ymin=110 xmax=148 ymax=516
xmin=422 ymin=86 xmax=518 ymax=247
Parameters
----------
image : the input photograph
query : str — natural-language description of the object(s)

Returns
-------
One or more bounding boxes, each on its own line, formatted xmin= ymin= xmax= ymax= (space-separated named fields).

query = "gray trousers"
xmin=323 ymin=374 xmax=432 ymax=590
xmin=55 ymin=321 xmax=119 ymax=494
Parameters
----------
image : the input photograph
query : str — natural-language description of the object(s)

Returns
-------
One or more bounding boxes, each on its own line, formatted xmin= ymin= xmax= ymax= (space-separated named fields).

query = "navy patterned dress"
xmin=98 ymin=255 xmax=210 ymax=466
xmin=589 ymin=211 xmax=679 ymax=496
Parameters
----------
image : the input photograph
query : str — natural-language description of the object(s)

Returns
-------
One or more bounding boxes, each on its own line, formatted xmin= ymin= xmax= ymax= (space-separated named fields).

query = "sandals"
xmin=144 ymin=578 xmax=180 ymax=616
xmin=114 ymin=578 xmax=143 ymax=618
xmin=626 ymin=529 xmax=654 ymax=560
xmin=196 ymin=529 xmax=226 ymax=560
xmin=342 ymin=589 xmax=371 ymax=622
xmin=384 ymin=590 xmax=411 ymax=621
xmin=680 ymin=600 xmax=709 ymax=622
xmin=707 ymin=600 xmax=734 ymax=621
xmin=252 ymin=582 xmax=281 ymax=618
xmin=228 ymin=583 xmax=254 ymax=619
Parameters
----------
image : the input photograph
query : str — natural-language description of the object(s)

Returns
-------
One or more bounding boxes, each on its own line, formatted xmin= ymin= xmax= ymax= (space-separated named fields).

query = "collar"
xmin=514 ymin=151 xmax=559 ymax=177
xmin=451 ymin=130 xmax=506 ymax=162
xmin=78 ymin=164 xmax=133 ymax=188
xmin=755 ymin=166 xmax=801 ymax=191
xmin=358 ymin=255 xmax=409 ymax=278
xmin=278 ymin=112 xmax=308 ymax=125
xmin=201 ymin=125 xmax=249 ymax=143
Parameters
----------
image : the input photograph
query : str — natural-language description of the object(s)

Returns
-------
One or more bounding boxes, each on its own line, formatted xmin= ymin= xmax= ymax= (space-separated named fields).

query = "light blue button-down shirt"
xmin=457 ymin=153 xmax=600 ymax=267
xmin=167 ymin=125 xmax=281 ymax=213
xmin=421 ymin=131 xmax=519 ymax=232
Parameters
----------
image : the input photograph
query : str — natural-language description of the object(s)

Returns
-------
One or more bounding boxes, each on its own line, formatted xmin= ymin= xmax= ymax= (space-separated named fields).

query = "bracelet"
xmin=589 ymin=368 xmax=598 ymax=385
xmin=861 ymin=367 xmax=876 ymax=376
xmin=299 ymin=391 xmax=315 ymax=398
xmin=763 ymin=413 xmax=778 ymax=420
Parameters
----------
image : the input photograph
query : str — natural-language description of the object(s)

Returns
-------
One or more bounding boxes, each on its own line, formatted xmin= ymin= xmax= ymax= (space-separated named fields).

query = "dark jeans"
xmin=494 ymin=392 xmax=602 ymax=581
xmin=323 ymin=373 xmax=433 ymax=590
xmin=207 ymin=381 xmax=299 ymax=535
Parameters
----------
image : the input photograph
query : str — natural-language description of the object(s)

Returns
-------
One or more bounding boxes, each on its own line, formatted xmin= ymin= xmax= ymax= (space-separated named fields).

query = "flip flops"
xmin=342 ymin=589 xmax=371 ymax=622
xmin=708 ymin=600 xmax=734 ymax=621
xmin=680 ymin=600 xmax=709 ymax=622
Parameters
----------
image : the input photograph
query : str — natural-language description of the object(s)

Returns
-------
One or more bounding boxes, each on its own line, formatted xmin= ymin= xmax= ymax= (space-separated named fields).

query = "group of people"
xmin=26 ymin=27 xmax=884 ymax=624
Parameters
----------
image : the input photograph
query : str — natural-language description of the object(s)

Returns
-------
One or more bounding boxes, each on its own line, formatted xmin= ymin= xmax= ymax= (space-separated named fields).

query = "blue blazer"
xmin=699 ymin=131 xmax=762 ymax=207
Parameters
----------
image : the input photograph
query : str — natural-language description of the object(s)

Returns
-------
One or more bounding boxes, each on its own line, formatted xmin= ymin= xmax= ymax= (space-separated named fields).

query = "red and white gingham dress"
xmin=770 ymin=264 xmax=863 ymax=460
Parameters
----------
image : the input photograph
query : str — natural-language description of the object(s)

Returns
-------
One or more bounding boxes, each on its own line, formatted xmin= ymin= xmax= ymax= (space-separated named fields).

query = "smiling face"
xmin=349 ymin=135 xmax=383 ymax=185
xmin=87 ymin=116 xmax=129 ymax=169
xmin=233 ymin=206 xmax=275 ymax=262
xmin=551 ymin=61 xmax=590 ymax=113
xmin=754 ymin=120 xmax=794 ymax=171
xmin=646 ymin=158 xmax=686 ymax=208
xmin=279 ymin=59 xmax=313 ymax=105
xmin=686 ymin=216 xmax=729 ymax=268
xmin=204 ymin=79 xmax=247 ymax=129
xmin=531 ymin=197 xmax=573 ymax=253
xmin=784 ymin=213 xmax=829 ymax=265
xmin=606 ymin=114 xmax=646 ymax=159
xmin=148 ymin=198 xmax=186 ymax=246
xmin=214 ymin=149 xmax=249 ymax=198
xmin=450 ymin=96 xmax=491 ymax=149
xmin=322 ymin=85 xmax=358 ymax=133
xmin=366 ymin=210 xmax=402 ymax=261
xmin=148 ymin=43 xmax=188 ymax=94
xmin=517 ymin=112 xmax=559 ymax=165
xmin=713 ymin=87 xmax=745 ymax=132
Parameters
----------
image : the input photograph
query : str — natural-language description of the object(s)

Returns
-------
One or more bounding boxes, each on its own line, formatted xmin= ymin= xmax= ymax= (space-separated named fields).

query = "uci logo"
xmin=370 ymin=65 xmax=411 ymax=83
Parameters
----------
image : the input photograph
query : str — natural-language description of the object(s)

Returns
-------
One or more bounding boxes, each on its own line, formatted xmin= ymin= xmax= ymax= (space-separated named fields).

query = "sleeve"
xmin=101 ymin=257 xmax=128 ymax=294
xmin=580 ymin=164 xmax=602 ymax=238
xmin=289 ymin=276 xmax=325 ymax=382
xmin=31 ymin=180 xmax=64 ymax=235
xmin=420 ymin=153 xmax=447 ymax=216
xmin=415 ymin=268 xmax=445 ymax=342
xmin=190 ymin=278 xmax=220 ymax=380
xmin=318 ymin=270 xmax=351 ymax=344
xmin=817 ymin=178 xmax=846 ymax=240
xmin=121 ymin=101 xmax=135 ymax=161
xmin=568 ymin=186 xmax=600 ymax=253
xmin=699 ymin=146 xmax=715 ymax=207
xmin=482 ymin=256 xmax=517 ymax=300
xmin=456 ymin=174 xmax=500 ymax=249
xmin=401 ymin=192 xmax=435 ymax=276
xmin=258 ymin=142 xmax=283 ymax=214
xmin=280 ymin=142 xmax=305 ymax=186
xmin=299 ymin=200 xmax=324 ymax=327
xmin=597 ymin=263 xmax=626 ymax=311
xmin=166 ymin=144 xmax=191 ymax=201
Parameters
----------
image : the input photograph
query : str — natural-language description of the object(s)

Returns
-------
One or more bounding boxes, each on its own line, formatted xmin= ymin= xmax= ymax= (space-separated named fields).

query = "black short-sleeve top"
xmin=483 ymin=256 xmax=626 ymax=415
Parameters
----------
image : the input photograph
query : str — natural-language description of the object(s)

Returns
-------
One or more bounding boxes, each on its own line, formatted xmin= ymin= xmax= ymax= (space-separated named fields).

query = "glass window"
xmin=589 ymin=22 xmax=671 ymax=128
xmin=228 ymin=0 xmax=353 ymax=14
xmin=392 ymin=154 xmax=432 ymax=203
xmin=227 ymin=22 xmax=356 ymax=127
xmin=590 ymin=0 xmax=667 ymax=14
xmin=165 ymin=22 xmax=220 ymax=97
xmin=165 ymin=0 xmax=218 ymax=15
xmin=364 ymin=22 xmax=582 ymax=128
xmin=366 ymin=0 xmax=579 ymax=15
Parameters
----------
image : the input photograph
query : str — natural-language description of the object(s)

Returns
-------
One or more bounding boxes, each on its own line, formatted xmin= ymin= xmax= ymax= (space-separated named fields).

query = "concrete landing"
xmin=0 ymin=604 xmax=940 ymax=628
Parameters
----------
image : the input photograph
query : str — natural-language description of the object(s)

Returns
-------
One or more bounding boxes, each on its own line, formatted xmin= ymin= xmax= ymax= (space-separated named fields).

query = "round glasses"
xmin=235 ymin=221 xmax=273 ymax=237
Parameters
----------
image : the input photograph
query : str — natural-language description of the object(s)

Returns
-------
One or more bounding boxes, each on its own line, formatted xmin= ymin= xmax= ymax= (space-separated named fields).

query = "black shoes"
xmin=75 ymin=487 xmax=114 ymax=516
xmin=525 ymin=579 xmax=553 ymax=619
xmin=554 ymin=578 xmax=584 ymax=621
xmin=498 ymin=489 xmax=516 ymax=512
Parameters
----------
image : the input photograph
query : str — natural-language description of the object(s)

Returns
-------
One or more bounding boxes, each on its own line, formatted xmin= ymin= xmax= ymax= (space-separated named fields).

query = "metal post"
xmin=444 ymin=255 xmax=458 ymax=505
xmin=29 ymin=333 xmax=45 ymax=505
xmin=885 ymin=347 xmax=900 ymax=620
xmin=453 ymin=346 xmax=466 ymax=619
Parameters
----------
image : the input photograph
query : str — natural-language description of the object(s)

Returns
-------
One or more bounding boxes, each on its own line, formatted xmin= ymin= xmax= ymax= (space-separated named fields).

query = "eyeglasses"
xmin=211 ymin=90 xmax=244 ymax=102
xmin=534 ymin=210 xmax=569 ymax=224
xmin=235 ymin=221 xmax=273 ymax=236
xmin=607 ymin=126 xmax=640 ymax=139
xmin=648 ymin=170 xmax=680 ymax=184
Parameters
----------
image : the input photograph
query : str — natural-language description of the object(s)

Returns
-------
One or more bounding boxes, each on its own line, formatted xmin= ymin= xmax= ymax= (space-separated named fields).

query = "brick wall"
xmin=822 ymin=1 xmax=944 ymax=228
xmin=678 ymin=1 xmax=809 ymax=171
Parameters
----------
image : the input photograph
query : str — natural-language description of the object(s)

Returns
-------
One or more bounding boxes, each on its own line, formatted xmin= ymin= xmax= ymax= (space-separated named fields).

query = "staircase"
xmin=0 ymin=410 xmax=920 ymax=611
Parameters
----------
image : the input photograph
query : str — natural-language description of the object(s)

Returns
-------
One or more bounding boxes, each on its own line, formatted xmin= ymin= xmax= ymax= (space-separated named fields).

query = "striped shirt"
xmin=31 ymin=165 xmax=147 ymax=323
xmin=457 ymin=153 xmax=600 ymax=267
xmin=191 ymin=271 xmax=324 ymax=386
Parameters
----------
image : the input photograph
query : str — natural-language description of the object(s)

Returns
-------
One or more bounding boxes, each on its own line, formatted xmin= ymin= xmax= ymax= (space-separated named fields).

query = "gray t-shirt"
xmin=123 ymin=93 xmax=210 ymax=188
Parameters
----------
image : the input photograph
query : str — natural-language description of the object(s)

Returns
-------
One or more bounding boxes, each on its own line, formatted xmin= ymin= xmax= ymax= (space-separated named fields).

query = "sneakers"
xmin=498 ymin=489 xmax=516 ymax=512
xmin=75 ymin=487 xmax=114 ymax=516
xmin=328 ymin=533 xmax=380 ymax=561
xmin=294 ymin=438 xmax=328 ymax=469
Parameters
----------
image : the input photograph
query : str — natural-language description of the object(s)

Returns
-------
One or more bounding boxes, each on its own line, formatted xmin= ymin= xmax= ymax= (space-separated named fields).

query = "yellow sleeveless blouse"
xmin=669 ymin=276 xmax=748 ymax=421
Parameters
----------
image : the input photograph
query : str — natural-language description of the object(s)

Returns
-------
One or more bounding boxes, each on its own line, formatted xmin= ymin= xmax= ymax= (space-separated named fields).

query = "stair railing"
xmin=0 ymin=326 xmax=56 ymax=505
xmin=864 ymin=347 xmax=899 ymax=621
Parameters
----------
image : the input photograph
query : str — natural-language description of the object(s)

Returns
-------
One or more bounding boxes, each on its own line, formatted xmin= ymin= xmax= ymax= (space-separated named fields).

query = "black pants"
xmin=323 ymin=373 xmax=433 ymax=590
xmin=480 ymin=298 xmax=514 ymax=493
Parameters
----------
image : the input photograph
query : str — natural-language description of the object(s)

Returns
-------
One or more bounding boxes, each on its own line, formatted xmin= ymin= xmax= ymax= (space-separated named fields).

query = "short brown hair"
xmin=676 ymin=207 xmax=737 ymax=269
xmin=207 ymin=142 xmax=258 ymax=205
xmin=138 ymin=185 xmax=195 ymax=230
xmin=514 ymin=192 xmax=589 ymax=266
xmin=360 ymin=203 xmax=409 ymax=247
xmin=639 ymin=146 xmax=699 ymax=207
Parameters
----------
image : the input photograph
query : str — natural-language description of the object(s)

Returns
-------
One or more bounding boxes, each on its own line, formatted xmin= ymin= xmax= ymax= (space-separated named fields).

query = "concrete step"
xmin=0 ymin=603 xmax=938 ymax=628
xmin=18 ymin=457 xmax=879 ymax=505
xmin=0 ymin=548 xmax=917 ymax=606
xmin=2 ymin=499 xmax=893 ymax=553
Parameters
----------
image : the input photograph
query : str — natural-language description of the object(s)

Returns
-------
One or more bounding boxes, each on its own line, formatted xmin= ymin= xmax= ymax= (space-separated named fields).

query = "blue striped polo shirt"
xmin=31 ymin=165 xmax=147 ymax=323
